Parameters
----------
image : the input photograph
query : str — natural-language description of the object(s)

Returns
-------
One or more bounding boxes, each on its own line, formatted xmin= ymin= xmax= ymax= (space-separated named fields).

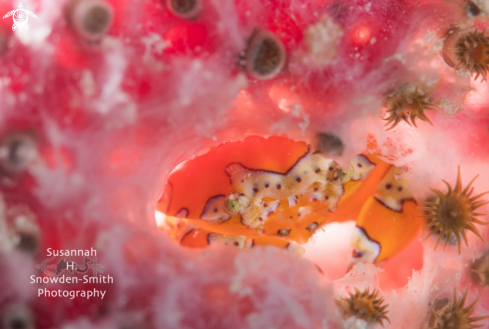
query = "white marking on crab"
xmin=348 ymin=155 xmax=376 ymax=181
xmin=208 ymin=233 xmax=247 ymax=249
xmin=348 ymin=226 xmax=380 ymax=269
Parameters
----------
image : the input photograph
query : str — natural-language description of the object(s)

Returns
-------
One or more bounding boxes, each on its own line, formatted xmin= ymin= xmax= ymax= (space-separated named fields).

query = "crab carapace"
xmin=157 ymin=135 xmax=424 ymax=267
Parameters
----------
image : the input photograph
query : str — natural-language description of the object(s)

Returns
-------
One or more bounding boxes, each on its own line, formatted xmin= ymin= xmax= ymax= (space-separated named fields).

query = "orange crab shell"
xmin=157 ymin=135 xmax=309 ymax=219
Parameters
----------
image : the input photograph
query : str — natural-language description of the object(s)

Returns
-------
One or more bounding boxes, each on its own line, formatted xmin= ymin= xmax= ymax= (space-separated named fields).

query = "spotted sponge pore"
xmin=159 ymin=136 xmax=310 ymax=219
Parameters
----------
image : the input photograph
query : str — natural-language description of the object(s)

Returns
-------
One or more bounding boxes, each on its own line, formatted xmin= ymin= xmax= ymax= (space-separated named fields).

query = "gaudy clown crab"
xmin=156 ymin=135 xmax=431 ymax=270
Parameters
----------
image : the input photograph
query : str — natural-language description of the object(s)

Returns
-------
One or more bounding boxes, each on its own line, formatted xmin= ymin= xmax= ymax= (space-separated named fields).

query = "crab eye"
xmin=1 ymin=303 xmax=34 ymax=329
xmin=0 ymin=133 xmax=38 ymax=175
xmin=245 ymin=30 xmax=286 ymax=80
xmin=167 ymin=0 xmax=202 ymax=20
xmin=69 ymin=0 xmax=113 ymax=41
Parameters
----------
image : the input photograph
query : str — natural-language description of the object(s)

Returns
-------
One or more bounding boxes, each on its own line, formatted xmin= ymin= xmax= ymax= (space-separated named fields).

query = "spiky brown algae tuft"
xmin=470 ymin=254 xmax=489 ymax=286
xmin=336 ymin=287 xmax=390 ymax=327
xmin=443 ymin=27 xmax=489 ymax=81
xmin=429 ymin=286 xmax=489 ymax=329
xmin=424 ymin=196 xmax=459 ymax=247
xmin=421 ymin=166 xmax=489 ymax=253
xmin=382 ymin=84 xmax=437 ymax=130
